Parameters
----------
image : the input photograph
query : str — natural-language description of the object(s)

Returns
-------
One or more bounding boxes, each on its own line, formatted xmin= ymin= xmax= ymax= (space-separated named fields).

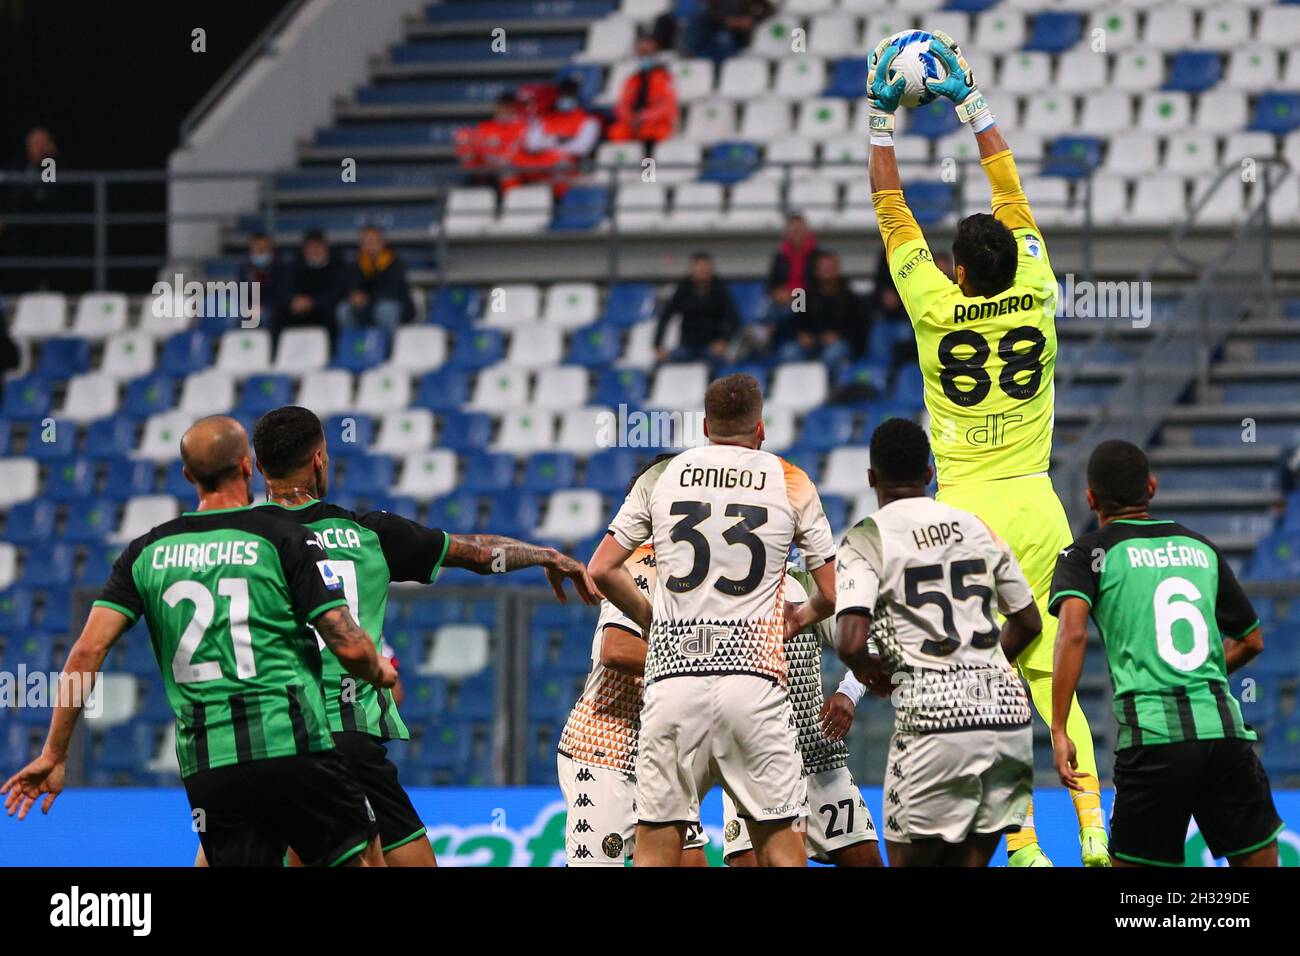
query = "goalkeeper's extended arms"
xmin=925 ymin=32 xmax=994 ymax=132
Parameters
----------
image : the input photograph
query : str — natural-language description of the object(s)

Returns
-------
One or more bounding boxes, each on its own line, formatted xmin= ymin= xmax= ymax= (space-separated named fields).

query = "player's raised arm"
xmin=442 ymin=533 xmax=598 ymax=605
xmin=1 ymin=605 xmax=131 ymax=819
xmin=925 ymin=32 xmax=1038 ymax=236
xmin=866 ymin=39 xmax=925 ymax=261
xmin=589 ymin=534 xmax=652 ymax=635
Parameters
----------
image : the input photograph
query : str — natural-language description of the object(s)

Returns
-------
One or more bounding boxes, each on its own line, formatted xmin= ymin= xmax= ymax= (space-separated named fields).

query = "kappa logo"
xmin=573 ymin=845 xmax=594 ymax=860
xmin=573 ymin=819 xmax=594 ymax=833
xmin=887 ymin=788 xmax=901 ymax=807
xmin=886 ymin=815 xmax=901 ymax=833
xmin=573 ymin=793 xmax=594 ymax=808
xmin=575 ymin=767 xmax=595 ymax=782
xmin=602 ymin=833 xmax=624 ymax=858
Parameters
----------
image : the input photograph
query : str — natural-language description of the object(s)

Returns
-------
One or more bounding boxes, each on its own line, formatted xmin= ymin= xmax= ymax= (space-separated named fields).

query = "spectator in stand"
xmin=607 ymin=20 xmax=679 ymax=150
xmin=280 ymin=229 xmax=344 ymax=342
xmin=654 ymin=252 xmax=740 ymax=364
xmin=237 ymin=231 xmax=285 ymax=333
xmin=454 ymin=93 xmax=527 ymax=187
xmin=336 ymin=225 xmax=415 ymax=334
xmin=774 ymin=250 xmax=869 ymax=364
xmin=509 ymin=78 xmax=602 ymax=194
xmin=0 ymin=301 xmax=19 ymax=374
xmin=763 ymin=213 xmax=819 ymax=330
xmin=1 ymin=127 xmax=63 ymax=292
xmin=686 ymin=0 xmax=775 ymax=64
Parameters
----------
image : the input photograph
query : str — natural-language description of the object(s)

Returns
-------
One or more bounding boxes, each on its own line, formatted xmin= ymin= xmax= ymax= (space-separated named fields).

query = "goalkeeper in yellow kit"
xmin=864 ymin=32 xmax=1107 ymax=867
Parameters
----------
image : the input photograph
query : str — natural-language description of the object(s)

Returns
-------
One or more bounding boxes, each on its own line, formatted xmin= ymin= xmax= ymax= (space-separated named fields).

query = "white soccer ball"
xmin=880 ymin=30 xmax=949 ymax=109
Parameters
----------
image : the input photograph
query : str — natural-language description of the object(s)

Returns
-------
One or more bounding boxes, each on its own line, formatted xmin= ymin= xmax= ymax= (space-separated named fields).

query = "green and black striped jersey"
xmin=94 ymin=507 xmax=350 ymax=777
xmin=1048 ymin=518 xmax=1261 ymax=750
xmin=255 ymin=500 xmax=449 ymax=740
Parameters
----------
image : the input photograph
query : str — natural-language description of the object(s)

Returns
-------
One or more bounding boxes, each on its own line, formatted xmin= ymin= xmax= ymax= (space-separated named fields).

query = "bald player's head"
xmin=180 ymin=416 xmax=253 ymax=499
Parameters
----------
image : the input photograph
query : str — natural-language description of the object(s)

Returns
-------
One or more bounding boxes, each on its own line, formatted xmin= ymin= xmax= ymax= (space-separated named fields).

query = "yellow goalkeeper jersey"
xmin=873 ymin=149 xmax=1058 ymax=486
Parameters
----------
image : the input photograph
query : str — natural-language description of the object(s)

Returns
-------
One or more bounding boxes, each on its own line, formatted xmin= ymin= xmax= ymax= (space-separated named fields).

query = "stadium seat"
xmin=21 ymin=544 xmax=74 ymax=588
xmin=480 ymin=283 xmax=541 ymax=327
xmin=160 ymin=331 xmax=214 ymax=377
xmin=373 ymin=408 xmax=435 ymax=455
xmin=556 ymin=407 xmax=615 ymax=456
xmin=438 ymin=411 xmax=494 ymax=453
xmin=3 ymin=500 xmax=54 ymax=546
xmin=135 ymin=411 xmax=196 ymax=462
xmin=27 ymin=417 xmax=77 ymax=462
xmin=272 ymin=327 xmax=330 ymax=374
xmin=821 ymin=447 xmax=872 ymax=497
xmin=648 ymin=363 xmax=707 ymax=410
xmin=493 ymin=184 xmax=551 ymax=236
xmin=100 ymin=330 xmax=156 ymax=381
xmin=341 ymin=455 xmax=395 ymax=497
xmin=567 ymin=324 xmax=622 ymax=367
xmin=297 ymin=369 xmax=354 ymax=417
xmin=334 ymin=328 xmax=389 ymax=372
xmin=426 ymin=492 xmax=481 ymax=534
xmin=413 ymin=369 xmax=470 ymax=413
xmin=113 ymin=495 xmax=179 ymax=543
xmin=449 ymin=329 xmax=506 ymax=370
xmin=45 ymin=458 xmax=96 ymax=503
xmin=429 ymin=286 xmax=483 ymax=327
xmin=725 ymin=178 xmax=783 ymax=229
xmin=461 ymin=451 xmax=515 ymax=493
xmin=667 ymin=181 xmax=725 ymax=228
xmin=469 ymin=364 xmax=530 ymax=412
xmin=0 ymin=458 xmax=41 ymax=509
xmin=236 ymin=374 xmax=294 ymax=417
xmin=323 ymin=413 xmax=372 ymax=456
xmin=495 ymin=409 xmax=556 ymax=454
xmin=178 ymin=369 xmax=235 ymax=416
xmin=503 ymin=324 xmax=563 ymax=370
xmin=542 ymin=283 xmax=598 ymax=329
xmin=1252 ymin=93 xmax=1300 ymax=135
xmin=550 ymin=185 xmax=608 ymax=231
xmin=533 ymin=366 xmax=589 ymax=410
xmin=2 ymin=376 xmax=51 ymax=418
xmin=35 ymin=337 xmax=91 ymax=381
xmin=354 ymin=366 xmax=412 ymax=415
xmin=62 ymin=498 xmax=117 ymax=544
xmin=521 ymin=452 xmax=578 ymax=494
xmin=535 ymin=490 xmax=604 ymax=541
xmin=394 ymin=449 xmax=458 ymax=501
xmin=10 ymin=293 xmax=68 ymax=340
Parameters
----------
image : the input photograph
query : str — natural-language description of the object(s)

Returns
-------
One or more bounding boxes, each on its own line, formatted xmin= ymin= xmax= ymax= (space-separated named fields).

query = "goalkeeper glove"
xmin=866 ymin=38 xmax=906 ymax=141
xmin=925 ymin=31 xmax=994 ymax=132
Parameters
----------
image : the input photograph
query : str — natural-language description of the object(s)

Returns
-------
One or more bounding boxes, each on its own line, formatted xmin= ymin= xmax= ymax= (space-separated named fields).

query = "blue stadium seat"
xmin=0 ymin=589 xmax=35 ymax=630
xmin=584 ymin=449 xmax=644 ymax=496
xmin=567 ymin=323 xmax=621 ymax=366
xmin=39 ymin=588 xmax=72 ymax=634
xmin=438 ymin=411 xmax=493 ymax=452
xmin=555 ymin=62 xmax=604 ymax=105
xmin=398 ymin=677 xmax=449 ymax=723
xmin=237 ymin=374 xmax=294 ymax=416
xmin=602 ymin=283 xmax=656 ymax=328
xmin=1043 ymin=136 xmax=1103 ymax=178
xmin=138 ymin=680 xmax=174 ymax=722
xmin=411 ymin=722 xmax=473 ymax=772
xmin=342 ymin=455 xmax=396 ymax=497
xmin=1164 ymin=51 xmax=1221 ymax=93
xmin=323 ymin=413 xmax=373 ymax=456
xmin=837 ymin=357 xmax=891 ymax=399
xmin=522 ymin=452 xmax=577 ymax=493
xmin=426 ymin=491 xmax=482 ymax=534
xmin=102 ymin=459 xmax=155 ymax=500
xmin=45 ymin=458 xmax=96 ymax=503
xmin=35 ymin=338 xmax=91 ymax=381
xmin=162 ymin=466 xmax=196 ymax=500
xmin=77 ymin=544 xmax=120 ymax=587
xmin=26 ymin=418 xmax=77 ymax=462
xmin=0 ymin=420 xmax=8 ymax=455
xmin=1 ymin=632 xmax=55 ymax=674
xmin=359 ymin=494 xmax=420 ymax=520
xmin=161 ymin=331 xmax=214 ymax=377
xmin=1248 ymin=532 xmax=1300 ymax=580
xmin=413 ymin=369 xmax=470 ymax=412
xmin=798 ymin=407 xmax=857 ymax=450
xmin=483 ymin=492 xmax=541 ymax=538
xmin=87 ymin=723 xmax=156 ymax=780
xmin=123 ymin=373 xmax=176 ymax=419
xmin=2 ymin=376 xmax=51 ymax=418
xmin=728 ymin=280 xmax=767 ymax=325
xmin=448 ymin=329 xmax=505 ymax=370
xmin=461 ymin=450 xmax=516 ymax=492
xmin=903 ymin=181 xmax=957 ymax=224
xmin=429 ymin=285 xmax=483 ymax=327
xmin=333 ymin=328 xmax=389 ymax=372
xmin=701 ymin=141 xmax=760 ymax=184
xmin=1024 ymin=12 xmax=1082 ymax=54
xmin=713 ymin=362 xmax=767 ymax=388
xmin=451 ymin=672 xmax=496 ymax=722
xmin=83 ymin=417 xmax=136 ymax=462
xmin=1251 ymin=93 xmax=1300 ymax=135
xmin=594 ymin=367 xmax=648 ymax=407
xmin=779 ymin=447 xmax=822 ymax=483
xmin=551 ymin=185 xmax=608 ymax=231
xmin=21 ymin=545 xmax=74 ymax=588
xmin=907 ymin=99 xmax=962 ymax=140
xmin=826 ymin=58 xmax=869 ymax=99
xmin=5 ymin=500 xmax=55 ymax=545
xmin=946 ymin=0 xmax=999 ymax=11
xmin=820 ymin=493 xmax=849 ymax=531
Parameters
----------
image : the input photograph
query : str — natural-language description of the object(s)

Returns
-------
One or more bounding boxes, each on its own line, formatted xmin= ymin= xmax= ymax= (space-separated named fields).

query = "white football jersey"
xmin=557 ymin=543 xmax=656 ymax=777
xmin=608 ymin=444 xmax=836 ymax=684
xmin=836 ymin=496 xmax=1034 ymax=733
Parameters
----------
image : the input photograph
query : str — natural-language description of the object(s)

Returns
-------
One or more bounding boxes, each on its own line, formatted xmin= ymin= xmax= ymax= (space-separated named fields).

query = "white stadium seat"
xmin=774 ymin=56 xmax=827 ymax=100
xmin=667 ymin=181 xmax=724 ymax=230
xmin=1112 ymin=47 xmax=1165 ymax=92
xmin=470 ymin=364 xmax=531 ymax=412
xmin=768 ymin=362 xmax=828 ymax=413
xmin=494 ymin=408 xmax=556 ymax=454
xmin=388 ymin=326 xmax=447 ymax=374
xmin=136 ymin=294 xmax=189 ymax=338
xmin=1129 ymin=174 xmax=1188 ymax=225
xmin=373 ymin=409 xmax=434 ymax=455
xmin=493 ymin=184 xmax=551 ymax=235
xmin=618 ymin=320 xmax=662 ymax=369
xmin=1259 ymin=7 xmax=1300 ymax=47
xmin=1054 ymin=47 xmax=1109 ymax=94
xmin=0 ymin=543 xmax=16 ymax=591
xmin=72 ymin=293 xmax=128 ymax=340
xmin=444 ymin=187 xmax=496 ymax=237
xmin=113 ymin=495 xmax=179 ymax=543
xmin=84 ymin=674 xmax=138 ymax=731
xmin=821 ymin=447 xmax=872 ymax=498
xmin=761 ymin=137 xmax=816 ymax=182
xmin=179 ymin=369 xmax=235 ymax=416
xmin=652 ymin=139 xmax=702 ymax=185
xmin=749 ymin=17 xmax=802 ymax=60
xmin=819 ymin=136 xmax=869 ymax=183
xmin=1086 ymin=174 xmax=1130 ymax=227
xmin=535 ymin=489 xmax=605 ymax=541
xmin=788 ymin=177 xmax=839 ymax=229
xmin=807 ymin=12 xmax=860 ymax=59
xmin=1104 ymin=131 xmax=1159 ymax=176
xmin=761 ymin=408 xmax=796 ymax=453
xmin=60 ymin=372 xmax=119 ymax=424
xmin=503 ymin=323 xmax=563 ymax=369
xmin=480 ymin=283 xmax=540 ymax=327
xmin=354 ymin=366 xmax=411 ymax=415
xmin=683 ymin=99 xmax=738 ymax=143
xmin=135 ymin=411 xmax=195 ymax=462
xmin=273 ymin=327 xmax=330 ymax=374
xmin=615 ymin=182 xmax=668 ymax=232
xmin=1225 ymin=49 xmax=1280 ymax=92
xmin=999 ymin=51 xmax=1051 ymax=93
xmin=668 ymin=58 xmax=714 ymax=102
xmin=1193 ymin=90 xmax=1247 ymax=133
xmin=214 ymin=329 xmax=272 ymax=378
xmin=1023 ymin=92 xmax=1076 ymax=135
xmin=1080 ymin=91 xmax=1134 ymax=135
xmin=580 ymin=17 xmax=635 ymax=64
xmin=101 ymin=331 xmax=156 ymax=380
xmin=974 ymin=9 xmax=1026 ymax=54
xmin=394 ymin=449 xmax=458 ymax=500
xmin=1138 ymin=92 xmax=1191 ymax=134
xmin=726 ymin=179 xmax=783 ymax=229
xmin=556 ymin=406 xmax=614 ymax=455
xmin=1163 ymin=131 xmax=1218 ymax=176
xmin=741 ymin=99 xmax=794 ymax=142
xmin=533 ymin=366 xmax=590 ymax=410
xmin=543 ymin=283 xmax=599 ymax=329
xmin=419 ymin=624 xmax=489 ymax=679
xmin=1191 ymin=174 xmax=1245 ymax=227
xmin=795 ymin=99 xmax=848 ymax=141
xmin=0 ymin=458 xmax=40 ymax=509
xmin=1194 ymin=7 xmax=1250 ymax=50
xmin=718 ymin=57 xmax=770 ymax=100
xmin=10 ymin=293 xmax=67 ymax=340
xmin=648 ymin=363 xmax=708 ymax=411
xmin=1088 ymin=7 xmax=1139 ymax=51
xmin=296 ymin=369 xmax=354 ymax=417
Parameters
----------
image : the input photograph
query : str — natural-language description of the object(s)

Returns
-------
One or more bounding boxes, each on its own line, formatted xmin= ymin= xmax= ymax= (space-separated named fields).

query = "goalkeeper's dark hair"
xmin=869 ymin=417 xmax=931 ymax=486
xmin=253 ymin=405 xmax=325 ymax=478
xmin=626 ymin=453 xmax=677 ymax=495
xmin=952 ymin=213 xmax=1018 ymax=297
xmin=1087 ymin=439 xmax=1151 ymax=511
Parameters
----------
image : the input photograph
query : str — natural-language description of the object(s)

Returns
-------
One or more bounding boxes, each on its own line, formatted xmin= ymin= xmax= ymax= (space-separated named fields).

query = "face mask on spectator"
xmin=250 ymin=252 xmax=272 ymax=268
xmin=556 ymin=96 xmax=577 ymax=111
xmin=638 ymin=56 xmax=657 ymax=71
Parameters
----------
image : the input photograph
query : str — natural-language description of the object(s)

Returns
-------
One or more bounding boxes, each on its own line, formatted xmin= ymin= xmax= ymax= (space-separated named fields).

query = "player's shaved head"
xmin=704 ymin=373 xmax=764 ymax=444
xmin=253 ymin=405 xmax=326 ymax=478
xmin=1087 ymin=439 xmax=1151 ymax=512
xmin=180 ymin=416 xmax=250 ymax=492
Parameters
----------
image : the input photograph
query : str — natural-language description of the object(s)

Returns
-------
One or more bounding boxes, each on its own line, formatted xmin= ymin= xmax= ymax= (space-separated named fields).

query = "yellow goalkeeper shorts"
xmin=936 ymin=474 xmax=1073 ymax=674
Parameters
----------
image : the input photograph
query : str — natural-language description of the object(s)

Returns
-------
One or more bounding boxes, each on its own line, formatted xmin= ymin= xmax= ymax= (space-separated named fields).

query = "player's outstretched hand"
xmin=545 ymin=553 xmax=601 ymax=606
xmin=819 ymin=692 xmax=855 ymax=741
xmin=925 ymin=31 xmax=977 ymax=104
xmin=866 ymin=38 xmax=906 ymax=114
xmin=1 ymin=752 xmax=66 ymax=820
xmin=1052 ymin=733 xmax=1081 ymax=791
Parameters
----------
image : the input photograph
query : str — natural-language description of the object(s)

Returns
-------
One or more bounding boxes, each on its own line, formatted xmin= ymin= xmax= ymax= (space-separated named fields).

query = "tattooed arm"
xmin=315 ymin=606 xmax=397 ymax=688
xmin=444 ymin=534 xmax=599 ymax=605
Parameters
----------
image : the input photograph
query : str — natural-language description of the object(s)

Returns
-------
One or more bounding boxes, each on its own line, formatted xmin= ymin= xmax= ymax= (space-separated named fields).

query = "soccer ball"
xmin=879 ymin=30 xmax=949 ymax=109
